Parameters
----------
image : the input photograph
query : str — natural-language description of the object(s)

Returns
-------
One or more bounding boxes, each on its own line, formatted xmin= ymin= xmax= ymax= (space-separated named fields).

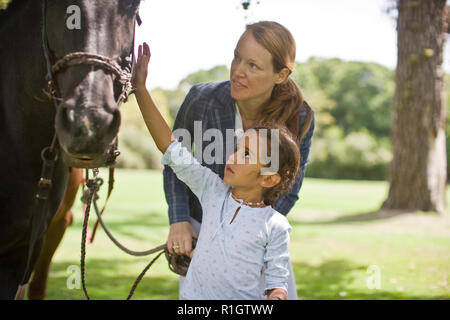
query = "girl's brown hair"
xmin=245 ymin=21 xmax=312 ymax=144
xmin=253 ymin=122 xmax=300 ymax=206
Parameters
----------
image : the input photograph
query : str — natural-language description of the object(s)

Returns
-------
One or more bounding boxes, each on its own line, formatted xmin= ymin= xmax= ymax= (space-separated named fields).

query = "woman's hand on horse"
xmin=131 ymin=42 xmax=151 ymax=89
xmin=167 ymin=221 xmax=198 ymax=257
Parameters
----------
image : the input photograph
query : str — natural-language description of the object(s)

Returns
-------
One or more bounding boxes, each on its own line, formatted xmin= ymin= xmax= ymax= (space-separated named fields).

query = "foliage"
xmin=306 ymin=127 xmax=391 ymax=180
xmin=297 ymin=57 xmax=395 ymax=138
xmin=291 ymin=58 xmax=395 ymax=180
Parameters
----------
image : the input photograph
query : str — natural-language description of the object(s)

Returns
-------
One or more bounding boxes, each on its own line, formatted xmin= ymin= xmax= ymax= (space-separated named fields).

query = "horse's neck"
xmin=1 ymin=1 xmax=44 ymax=82
xmin=1 ymin=0 xmax=50 ymax=108
xmin=0 ymin=0 xmax=55 ymax=158
xmin=1 ymin=0 xmax=40 ymax=42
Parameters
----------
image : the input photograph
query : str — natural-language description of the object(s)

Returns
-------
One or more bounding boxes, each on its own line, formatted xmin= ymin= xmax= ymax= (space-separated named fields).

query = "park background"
xmin=1 ymin=0 xmax=449 ymax=299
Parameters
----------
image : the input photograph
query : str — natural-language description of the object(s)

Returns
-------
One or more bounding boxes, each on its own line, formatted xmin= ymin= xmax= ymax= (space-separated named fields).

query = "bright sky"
xmin=135 ymin=0 xmax=450 ymax=90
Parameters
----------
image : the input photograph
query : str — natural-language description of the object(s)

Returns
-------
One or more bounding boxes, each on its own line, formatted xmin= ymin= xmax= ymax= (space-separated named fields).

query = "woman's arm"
xmin=163 ymin=85 xmax=202 ymax=256
xmin=163 ymin=85 xmax=200 ymax=224
xmin=132 ymin=42 xmax=174 ymax=154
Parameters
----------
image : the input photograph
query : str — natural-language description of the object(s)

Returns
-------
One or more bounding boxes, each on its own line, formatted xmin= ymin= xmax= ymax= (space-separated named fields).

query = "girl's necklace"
xmin=229 ymin=192 xmax=265 ymax=224
xmin=231 ymin=192 xmax=266 ymax=207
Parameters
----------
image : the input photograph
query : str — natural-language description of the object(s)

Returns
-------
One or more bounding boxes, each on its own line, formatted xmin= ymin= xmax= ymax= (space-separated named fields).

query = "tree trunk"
xmin=382 ymin=0 xmax=448 ymax=214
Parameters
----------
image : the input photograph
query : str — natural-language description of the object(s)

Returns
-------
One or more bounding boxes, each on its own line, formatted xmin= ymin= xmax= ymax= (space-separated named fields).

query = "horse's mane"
xmin=1 ymin=0 xmax=147 ymax=19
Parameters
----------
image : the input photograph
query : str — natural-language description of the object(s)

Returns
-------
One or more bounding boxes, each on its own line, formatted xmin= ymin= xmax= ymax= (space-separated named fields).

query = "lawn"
xmin=36 ymin=169 xmax=450 ymax=300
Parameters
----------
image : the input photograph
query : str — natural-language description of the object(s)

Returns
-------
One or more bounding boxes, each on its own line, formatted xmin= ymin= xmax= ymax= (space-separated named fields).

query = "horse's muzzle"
xmin=55 ymin=99 xmax=121 ymax=168
xmin=60 ymin=140 xmax=119 ymax=168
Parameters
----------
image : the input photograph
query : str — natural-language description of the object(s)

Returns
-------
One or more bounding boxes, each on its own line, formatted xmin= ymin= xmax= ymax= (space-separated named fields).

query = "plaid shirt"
xmin=163 ymin=80 xmax=315 ymax=224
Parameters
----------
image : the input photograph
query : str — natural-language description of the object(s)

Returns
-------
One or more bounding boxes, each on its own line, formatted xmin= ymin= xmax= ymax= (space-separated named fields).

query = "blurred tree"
xmin=293 ymin=58 xmax=394 ymax=180
xmin=304 ymin=57 xmax=394 ymax=138
xmin=292 ymin=61 xmax=336 ymax=135
xmin=382 ymin=0 xmax=448 ymax=214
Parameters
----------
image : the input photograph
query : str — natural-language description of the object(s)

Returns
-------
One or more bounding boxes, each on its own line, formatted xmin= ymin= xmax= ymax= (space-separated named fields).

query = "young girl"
xmin=132 ymin=42 xmax=300 ymax=300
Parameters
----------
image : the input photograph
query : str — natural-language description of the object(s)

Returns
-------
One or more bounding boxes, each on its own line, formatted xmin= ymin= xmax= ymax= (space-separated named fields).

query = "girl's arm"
xmin=264 ymin=217 xmax=292 ymax=299
xmin=132 ymin=43 xmax=228 ymax=209
xmin=132 ymin=42 xmax=174 ymax=154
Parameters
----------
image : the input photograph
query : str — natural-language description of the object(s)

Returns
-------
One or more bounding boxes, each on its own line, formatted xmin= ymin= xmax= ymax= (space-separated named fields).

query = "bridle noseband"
xmin=48 ymin=52 xmax=133 ymax=103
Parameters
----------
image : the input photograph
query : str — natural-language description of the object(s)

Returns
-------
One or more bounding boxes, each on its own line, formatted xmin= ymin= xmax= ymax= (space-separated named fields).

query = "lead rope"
xmin=80 ymin=168 xmax=196 ymax=299
xmin=80 ymin=169 xmax=97 ymax=300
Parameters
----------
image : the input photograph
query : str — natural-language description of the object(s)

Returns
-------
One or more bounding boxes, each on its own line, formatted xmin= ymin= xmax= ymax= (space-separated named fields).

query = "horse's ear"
xmin=136 ymin=12 xmax=142 ymax=26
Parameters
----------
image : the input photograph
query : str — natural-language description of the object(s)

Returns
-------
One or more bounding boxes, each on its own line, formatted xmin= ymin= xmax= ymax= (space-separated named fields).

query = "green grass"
xmin=36 ymin=169 xmax=450 ymax=300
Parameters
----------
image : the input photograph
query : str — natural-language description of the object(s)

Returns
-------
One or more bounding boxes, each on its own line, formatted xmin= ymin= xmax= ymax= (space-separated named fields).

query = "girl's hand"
xmin=266 ymin=288 xmax=287 ymax=300
xmin=131 ymin=42 xmax=151 ymax=89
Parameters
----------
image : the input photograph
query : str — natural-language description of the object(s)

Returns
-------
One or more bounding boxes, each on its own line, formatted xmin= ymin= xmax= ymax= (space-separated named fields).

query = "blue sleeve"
xmin=162 ymin=86 xmax=202 ymax=224
xmin=274 ymin=110 xmax=315 ymax=215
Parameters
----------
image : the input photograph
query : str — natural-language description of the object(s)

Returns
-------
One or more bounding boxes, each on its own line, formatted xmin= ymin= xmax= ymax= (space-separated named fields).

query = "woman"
xmin=163 ymin=21 xmax=314 ymax=299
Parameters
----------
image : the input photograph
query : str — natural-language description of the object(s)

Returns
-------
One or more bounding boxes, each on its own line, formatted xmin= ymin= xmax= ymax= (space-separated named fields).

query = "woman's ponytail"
xmin=261 ymin=78 xmax=306 ymax=142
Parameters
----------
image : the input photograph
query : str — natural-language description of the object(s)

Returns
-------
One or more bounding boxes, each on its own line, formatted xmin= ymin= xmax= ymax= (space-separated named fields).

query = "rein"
xmin=80 ymin=168 xmax=195 ymax=300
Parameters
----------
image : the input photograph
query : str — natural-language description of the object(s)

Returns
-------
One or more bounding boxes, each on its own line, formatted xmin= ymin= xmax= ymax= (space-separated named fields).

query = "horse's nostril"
xmin=55 ymin=99 xmax=120 ymax=158
xmin=57 ymin=104 xmax=71 ymax=134
xmin=57 ymin=103 xmax=74 ymax=125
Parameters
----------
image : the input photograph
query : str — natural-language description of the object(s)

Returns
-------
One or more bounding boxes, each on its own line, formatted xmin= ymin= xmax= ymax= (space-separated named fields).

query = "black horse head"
xmin=45 ymin=0 xmax=141 ymax=168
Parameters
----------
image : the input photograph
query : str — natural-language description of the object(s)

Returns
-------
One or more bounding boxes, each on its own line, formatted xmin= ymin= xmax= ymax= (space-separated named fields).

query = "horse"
xmin=0 ymin=0 xmax=141 ymax=299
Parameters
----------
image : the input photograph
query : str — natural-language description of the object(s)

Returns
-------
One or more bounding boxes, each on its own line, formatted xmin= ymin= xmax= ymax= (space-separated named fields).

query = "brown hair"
xmin=252 ymin=122 xmax=301 ymax=206
xmin=245 ymin=21 xmax=312 ymax=144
